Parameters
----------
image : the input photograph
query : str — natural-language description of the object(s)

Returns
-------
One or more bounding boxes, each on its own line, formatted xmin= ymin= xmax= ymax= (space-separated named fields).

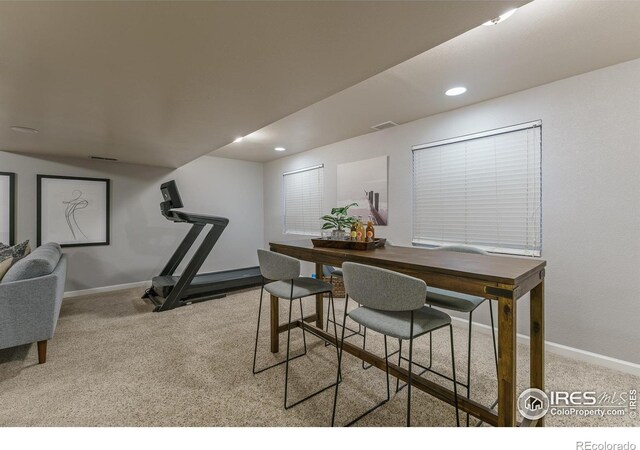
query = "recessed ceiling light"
xmin=10 ymin=126 xmax=39 ymax=134
xmin=274 ymin=147 xmax=286 ymax=152
xmin=233 ymin=136 xmax=244 ymax=143
xmin=445 ymin=87 xmax=467 ymax=96
xmin=482 ymin=8 xmax=517 ymax=26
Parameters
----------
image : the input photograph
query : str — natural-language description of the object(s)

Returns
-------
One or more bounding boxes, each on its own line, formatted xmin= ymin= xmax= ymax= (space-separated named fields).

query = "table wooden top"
xmin=269 ymin=240 xmax=546 ymax=285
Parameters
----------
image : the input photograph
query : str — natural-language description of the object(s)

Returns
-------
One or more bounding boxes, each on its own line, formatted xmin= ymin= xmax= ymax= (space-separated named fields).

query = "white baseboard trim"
xmin=64 ymin=281 xmax=150 ymax=299
xmin=451 ymin=316 xmax=640 ymax=377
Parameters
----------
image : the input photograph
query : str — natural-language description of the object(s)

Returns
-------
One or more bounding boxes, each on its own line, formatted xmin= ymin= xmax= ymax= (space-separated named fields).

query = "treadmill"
xmin=143 ymin=180 xmax=263 ymax=312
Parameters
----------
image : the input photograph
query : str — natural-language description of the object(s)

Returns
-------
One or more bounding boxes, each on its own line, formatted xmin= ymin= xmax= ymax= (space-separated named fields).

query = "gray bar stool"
xmin=324 ymin=266 xmax=364 ymax=342
xmin=331 ymin=262 xmax=460 ymax=427
xmin=395 ymin=244 xmax=498 ymax=426
xmin=253 ymin=249 xmax=340 ymax=409
xmin=325 ymin=266 xmax=372 ymax=370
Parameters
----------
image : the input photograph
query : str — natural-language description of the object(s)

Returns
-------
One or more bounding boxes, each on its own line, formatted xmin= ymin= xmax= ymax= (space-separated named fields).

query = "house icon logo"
xmin=525 ymin=395 xmax=543 ymax=411
xmin=518 ymin=388 xmax=549 ymax=420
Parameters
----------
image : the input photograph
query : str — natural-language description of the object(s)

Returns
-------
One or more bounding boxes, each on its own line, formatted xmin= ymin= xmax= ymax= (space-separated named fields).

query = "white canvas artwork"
xmin=337 ymin=156 xmax=388 ymax=225
xmin=38 ymin=176 xmax=110 ymax=247
xmin=0 ymin=173 xmax=14 ymax=245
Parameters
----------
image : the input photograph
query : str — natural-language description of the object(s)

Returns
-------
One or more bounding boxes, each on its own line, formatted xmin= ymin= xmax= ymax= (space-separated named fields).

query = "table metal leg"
xmin=270 ymin=294 xmax=279 ymax=353
xmin=497 ymin=291 xmax=517 ymax=426
xmin=530 ymin=279 xmax=545 ymax=427
xmin=315 ymin=262 xmax=324 ymax=328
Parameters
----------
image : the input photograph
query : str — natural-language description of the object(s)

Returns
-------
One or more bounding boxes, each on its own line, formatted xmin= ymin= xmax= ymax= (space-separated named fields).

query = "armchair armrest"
xmin=0 ymin=256 xmax=67 ymax=349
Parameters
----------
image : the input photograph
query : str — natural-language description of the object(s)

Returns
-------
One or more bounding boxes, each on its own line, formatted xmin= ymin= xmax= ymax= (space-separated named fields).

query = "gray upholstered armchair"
xmin=0 ymin=243 xmax=67 ymax=364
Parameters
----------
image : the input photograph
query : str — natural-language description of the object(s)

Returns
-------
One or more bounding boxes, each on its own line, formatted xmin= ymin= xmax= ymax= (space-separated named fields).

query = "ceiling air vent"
xmin=371 ymin=121 xmax=398 ymax=131
xmin=89 ymin=156 xmax=118 ymax=162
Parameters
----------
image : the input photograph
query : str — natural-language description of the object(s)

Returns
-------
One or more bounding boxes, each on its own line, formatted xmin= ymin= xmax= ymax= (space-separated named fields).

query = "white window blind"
xmin=283 ymin=164 xmax=324 ymax=235
xmin=412 ymin=121 xmax=542 ymax=256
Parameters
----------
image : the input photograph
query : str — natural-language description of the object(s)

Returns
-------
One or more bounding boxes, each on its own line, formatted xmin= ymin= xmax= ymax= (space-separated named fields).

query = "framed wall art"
xmin=0 ymin=172 xmax=16 ymax=245
xmin=337 ymin=155 xmax=389 ymax=225
xmin=37 ymin=175 xmax=110 ymax=247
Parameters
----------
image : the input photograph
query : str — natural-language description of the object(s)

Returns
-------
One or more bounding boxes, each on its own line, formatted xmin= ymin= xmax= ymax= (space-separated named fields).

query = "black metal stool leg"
xmin=466 ymin=310 xmax=473 ymax=426
xmin=489 ymin=301 xmax=498 ymax=375
xmin=284 ymin=299 xmax=294 ymax=409
xmin=299 ymin=298 xmax=307 ymax=353
xmin=449 ymin=324 xmax=461 ymax=427
xmin=324 ymin=277 xmax=332 ymax=345
xmin=396 ymin=304 xmax=432 ymax=392
xmin=253 ymin=288 xmax=307 ymax=375
xmin=324 ymin=289 xmax=334 ymax=347
xmin=362 ymin=327 xmax=372 ymax=370
xmin=329 ymin=292 xmax=342 ymax=382
xmin=284 ymin=291 xmax=340 ymax=410
xmin=395 ymin=339 xmax=402 ymax=392
xmin=384 ymin=335 xmax=390 ymax=401
xmin=252 ymin=284 xmax=265 ymax=375
xmin=331 ymin=294 xmax=349 ymax=427
xmin=488 ymin=301 xmax=499 ymax=412
xmin=362 ymin=327 xmax=367 ymax=368
xmin=407 ymin=311 xmax=414 ymax=427
xmin=427 ymin=305 xmax=433 ymax=370
xmin=428 ymin=330 xmax=433 ymax=368
xmin=341 ymin=333 xmax=392 ymax=427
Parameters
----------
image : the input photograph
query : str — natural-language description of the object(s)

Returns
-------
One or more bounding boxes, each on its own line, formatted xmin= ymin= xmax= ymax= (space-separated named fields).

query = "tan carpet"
xmin=0 ymin=287 xmax=638 ymax=427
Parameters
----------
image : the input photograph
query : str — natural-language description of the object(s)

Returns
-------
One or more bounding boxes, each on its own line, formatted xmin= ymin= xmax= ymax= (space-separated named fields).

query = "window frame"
xmin=282 ymin=163 xmax=324 ymax=236
xmin=411 ymin=120 xmax=542 ymax=257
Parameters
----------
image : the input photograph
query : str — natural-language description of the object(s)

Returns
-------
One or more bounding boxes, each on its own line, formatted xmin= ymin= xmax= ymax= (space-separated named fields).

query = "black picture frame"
xmin=0 ymin=171 xmax=16 ymax=246
xmin=37 ymin=175 xmax=111 ymax=248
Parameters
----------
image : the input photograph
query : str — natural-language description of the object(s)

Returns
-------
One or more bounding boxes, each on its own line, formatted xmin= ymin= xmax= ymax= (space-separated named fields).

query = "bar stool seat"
xmin=349 ymin=306 xmax=451 ymax=340
xmin=426 ymin=287 xmax=485 ymax=313
xmin=265 ymin=278 xmax=333 ymax=299
xmin=331 ymin=268 xmax=343 ymax=277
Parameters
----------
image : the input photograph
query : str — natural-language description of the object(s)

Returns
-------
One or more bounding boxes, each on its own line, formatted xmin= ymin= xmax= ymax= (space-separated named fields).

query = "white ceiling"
xmin=212 ymin=0 xmax=640 ymax=163
xmin=0 ymin=1 xmax=526 ymax=168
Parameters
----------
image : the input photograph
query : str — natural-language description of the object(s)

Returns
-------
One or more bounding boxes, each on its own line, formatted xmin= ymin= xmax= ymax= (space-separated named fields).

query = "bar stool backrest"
xmin=342 ymin=262 xmax=426 ymax=312
xmin=257 ymin=249 xmax=300 ymax=281
xmin=435 ymin=244 xmax=488 ymax=255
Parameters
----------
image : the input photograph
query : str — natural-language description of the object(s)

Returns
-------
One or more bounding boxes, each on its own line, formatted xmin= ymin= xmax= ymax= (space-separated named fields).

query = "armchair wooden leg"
xmin=37 ymin=340 xmax=47 ymax=364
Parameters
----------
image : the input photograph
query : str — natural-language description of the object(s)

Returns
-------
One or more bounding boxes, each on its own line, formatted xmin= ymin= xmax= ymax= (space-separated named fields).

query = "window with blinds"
xmin=283 ymin=164 xmax=324 ymax=236
xmin=412 ymin=121 xmax=542 ymax=256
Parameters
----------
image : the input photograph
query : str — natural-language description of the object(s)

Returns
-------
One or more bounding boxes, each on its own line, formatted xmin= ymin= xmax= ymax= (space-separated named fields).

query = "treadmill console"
xmin=159 ymin=180 xmax=229 ymax=226
xmin=160 ymin=180 xmax=183 ymax=213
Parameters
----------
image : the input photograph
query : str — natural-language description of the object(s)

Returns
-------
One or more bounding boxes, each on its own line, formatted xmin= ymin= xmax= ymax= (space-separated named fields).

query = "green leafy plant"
xmin=321 ymin=203 xmax=358 ymax=231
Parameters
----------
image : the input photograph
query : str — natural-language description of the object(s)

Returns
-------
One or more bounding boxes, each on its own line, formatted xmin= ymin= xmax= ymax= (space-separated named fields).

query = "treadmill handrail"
xmin=162 ymin=209 xmax=230 ymax=226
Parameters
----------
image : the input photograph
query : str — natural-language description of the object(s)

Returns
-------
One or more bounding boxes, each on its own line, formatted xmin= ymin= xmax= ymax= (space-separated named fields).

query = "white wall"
xmin=0 ymin=152 xmax=264 ymax=292
xmin=264 ymin=58 xmax=640 ymax=364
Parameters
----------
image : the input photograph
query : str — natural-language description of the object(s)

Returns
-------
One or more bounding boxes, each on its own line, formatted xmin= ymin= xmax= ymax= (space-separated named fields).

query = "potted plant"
xmin=321 ymin=203 xmax=358 ymax=240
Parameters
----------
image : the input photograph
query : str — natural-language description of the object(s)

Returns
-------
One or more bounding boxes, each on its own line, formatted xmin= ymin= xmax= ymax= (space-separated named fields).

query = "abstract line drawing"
xmin=38 ymin=175 xmax=110 ymax=247
xmin=62 ymin=190 xmax=89 ymax=240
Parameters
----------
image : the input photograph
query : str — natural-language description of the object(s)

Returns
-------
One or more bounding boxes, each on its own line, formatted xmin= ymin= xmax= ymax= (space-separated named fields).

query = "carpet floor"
xmin=0 ymin=287 xmax=638 ymax=427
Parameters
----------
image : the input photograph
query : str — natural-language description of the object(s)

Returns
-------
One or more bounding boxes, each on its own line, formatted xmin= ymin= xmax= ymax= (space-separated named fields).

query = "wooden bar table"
xmin=269 ymin=240 xmax=546 ymax=427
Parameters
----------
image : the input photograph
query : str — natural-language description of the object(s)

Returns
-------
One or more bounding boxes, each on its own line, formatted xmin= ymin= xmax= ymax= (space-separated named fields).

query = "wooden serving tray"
xmin=311 ymin=237 xmax=386 ymax=251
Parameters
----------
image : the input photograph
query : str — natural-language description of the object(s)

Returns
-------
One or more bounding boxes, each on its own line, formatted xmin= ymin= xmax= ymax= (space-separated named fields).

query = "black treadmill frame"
xmin=145 ymin=221 xmax=222 ymax=311
xmin=143 ymin=181 xmax=262 ymax=312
